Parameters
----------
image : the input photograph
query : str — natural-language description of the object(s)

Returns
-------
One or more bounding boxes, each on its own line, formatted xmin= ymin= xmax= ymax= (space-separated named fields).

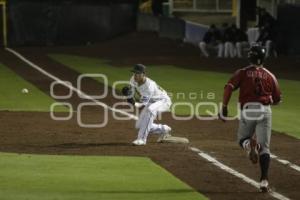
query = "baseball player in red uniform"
xmin=220 ymin=44 xmax=281 ymax=192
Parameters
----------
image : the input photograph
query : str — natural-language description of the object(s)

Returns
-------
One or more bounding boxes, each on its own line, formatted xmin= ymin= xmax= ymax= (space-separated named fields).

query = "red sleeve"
xmin=223 ymin=70 xmax=242 ymax=106
xmin=227 ymin=69 xmax=243 ymax=90
xmin=271 ymin=75 xmax=281 ymax=104
xmin=223 ymin=85 xmax=233 ymax=106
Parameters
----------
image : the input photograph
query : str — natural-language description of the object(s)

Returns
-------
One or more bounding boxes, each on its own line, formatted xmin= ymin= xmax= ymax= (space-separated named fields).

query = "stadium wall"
xmin=137 ymin=13 xmax=160 ymax=32
xmin=8 ymin=0 xmax=138 ymax=46
xmin=137 ymin=13 xmax=208 ymax=45
xmin=184 ymin=21 xmax=208 ymax=45
xmin=159 ymin=17 xmax=185 ymax=40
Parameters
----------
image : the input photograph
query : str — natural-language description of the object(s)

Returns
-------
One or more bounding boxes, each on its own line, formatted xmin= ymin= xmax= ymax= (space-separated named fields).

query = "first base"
xmin=161 ymin=136 xmax=189 ymax=144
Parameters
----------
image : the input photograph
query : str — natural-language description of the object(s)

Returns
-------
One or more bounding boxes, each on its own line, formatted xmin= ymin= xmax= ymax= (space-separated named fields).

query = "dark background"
xmin=0 ymin=4 xmax=3 ymax=46
xmin=8 ymin=0 xmax=139 ymax=46
xmin=5 ymin=0 xmax=300 ymax=55
xmin=277 ymin=4 xmax=300 ymax=55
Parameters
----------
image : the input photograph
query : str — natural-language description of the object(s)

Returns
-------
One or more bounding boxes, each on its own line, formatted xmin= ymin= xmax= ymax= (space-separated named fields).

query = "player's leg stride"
xmin=249 ymin=138 xmax=260 ymax=164
xmin=241 ymin=138 xmax=261 ymax=164
xmin=242 ymin=138 xmax=270 ymax=192
xmin=259 ymin=153 xmax=271 ymax=192
xmin=220 ymin=44 xmax=281 ymax=193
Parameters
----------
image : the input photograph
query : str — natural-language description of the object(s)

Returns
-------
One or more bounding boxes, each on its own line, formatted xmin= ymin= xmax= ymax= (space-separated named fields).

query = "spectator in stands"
xmin=257 ymin=22 xmax=277 ymax=57
xmin=235 ymin=28 xmax=249 ymax=58
xmin=218 ymin=23 xmax=229 ymax=57
xmin=257 ymin=7 xmax=276 ymax=30
xmin=220 ymin=23 xmax=229 ymax=39
xmin=199 ymin=24 xmax=223 ymax=57
xmin=224 ymin=24 xmax=238 ymax=58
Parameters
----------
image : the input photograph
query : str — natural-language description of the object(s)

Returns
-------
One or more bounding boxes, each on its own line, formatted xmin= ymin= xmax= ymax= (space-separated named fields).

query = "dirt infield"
xmin=0 ymin=32 xmax=300 ymax=200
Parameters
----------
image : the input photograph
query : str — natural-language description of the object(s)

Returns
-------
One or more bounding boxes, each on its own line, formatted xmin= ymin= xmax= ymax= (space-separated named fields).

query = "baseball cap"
xmin=131 ymin=64 xmax=146 ymax=74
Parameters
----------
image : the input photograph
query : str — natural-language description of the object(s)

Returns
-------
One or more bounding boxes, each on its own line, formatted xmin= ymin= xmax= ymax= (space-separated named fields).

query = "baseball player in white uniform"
xmin=129 ymin=64 xmax=172 ymax=145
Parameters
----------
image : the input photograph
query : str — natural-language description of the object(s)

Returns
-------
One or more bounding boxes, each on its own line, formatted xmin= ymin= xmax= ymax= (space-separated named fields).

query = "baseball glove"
xmin=121 ymin=86 xmax=135 ymax=105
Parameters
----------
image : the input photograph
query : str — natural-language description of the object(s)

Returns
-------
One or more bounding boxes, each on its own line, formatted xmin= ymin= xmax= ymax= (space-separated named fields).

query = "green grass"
xmin=271 ymin=79 xmax=300 ymax=138
xmin=0 ymin=63 xmax=68 ymax=112
xmin=0 ymin=153 xmax=207 ymax=200
xmin=49 ymin=54 xmax=300 ymax=138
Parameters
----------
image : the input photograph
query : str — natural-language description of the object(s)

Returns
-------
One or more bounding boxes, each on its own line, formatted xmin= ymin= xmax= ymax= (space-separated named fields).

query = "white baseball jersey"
xmin=129 ymin=76 xmax=171 ymax=106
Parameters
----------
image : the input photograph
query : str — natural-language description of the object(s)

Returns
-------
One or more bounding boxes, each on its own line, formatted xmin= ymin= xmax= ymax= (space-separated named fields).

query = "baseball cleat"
xmin=260 ymin=180 xmax=270 ymax=193
xmin=157 ymin=125 xmax=171 ymax=143
xmin=249 ymin=139 xmax=259 ymax=164
xmin=132 ymin=139 xmax=146 ymax=146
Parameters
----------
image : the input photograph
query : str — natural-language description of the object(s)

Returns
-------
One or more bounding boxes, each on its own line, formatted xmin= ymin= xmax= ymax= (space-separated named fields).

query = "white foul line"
xmin=6 ymin=48 xmax=293 ymax=200
xmin=271 ymin=154 xmax=300 ymax=172
xmin=189 ymin=147 xmax=291 ymax=200
xmin=5 ymin=48 xmax=138 ymax=121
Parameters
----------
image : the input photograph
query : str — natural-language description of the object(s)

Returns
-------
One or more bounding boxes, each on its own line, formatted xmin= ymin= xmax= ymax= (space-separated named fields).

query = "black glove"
xmin=121 ymin=86 xmax=131 ymax=96
xmin=121 ymin=86 xmax=135 ymax=105
xmin=219 ymin=106 xmax=228 ymax=122
xmin=222 ymin=106 xmax=228 ymax=117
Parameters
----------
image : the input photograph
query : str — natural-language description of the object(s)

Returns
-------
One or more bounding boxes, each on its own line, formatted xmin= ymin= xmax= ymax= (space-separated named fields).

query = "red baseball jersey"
xmin=226 ymin=65 xmax=281 ymax=107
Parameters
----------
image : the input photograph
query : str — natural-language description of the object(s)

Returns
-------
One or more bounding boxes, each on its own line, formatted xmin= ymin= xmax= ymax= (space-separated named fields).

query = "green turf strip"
xmin=49 ymin=54 xmax=300 ymax=138
xmin=0 ymin=153 xmax=207 ymax=200
xmin=0 ymin=63 xmax=68 ymax=112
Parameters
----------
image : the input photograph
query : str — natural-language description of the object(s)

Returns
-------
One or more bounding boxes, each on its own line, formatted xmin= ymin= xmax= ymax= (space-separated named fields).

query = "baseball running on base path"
xmin=220 ymin=43 xmax=282 ymax=193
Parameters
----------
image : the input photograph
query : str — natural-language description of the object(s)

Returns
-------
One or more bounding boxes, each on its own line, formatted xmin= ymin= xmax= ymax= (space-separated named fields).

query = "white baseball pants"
xmin=135 ymin=99 xmax=171 ymax=142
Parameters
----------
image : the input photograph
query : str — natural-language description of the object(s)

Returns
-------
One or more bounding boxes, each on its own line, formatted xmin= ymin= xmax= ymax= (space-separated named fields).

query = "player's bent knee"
xmin=146 ymin=107 xmax=157 ymax=117
xmin=259 ymin=146 xmax=270 ymax=155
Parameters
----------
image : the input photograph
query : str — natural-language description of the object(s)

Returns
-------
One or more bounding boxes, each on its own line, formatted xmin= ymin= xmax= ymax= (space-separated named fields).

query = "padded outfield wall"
xmin=7 ymin=0 xmax=138 ymax=46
